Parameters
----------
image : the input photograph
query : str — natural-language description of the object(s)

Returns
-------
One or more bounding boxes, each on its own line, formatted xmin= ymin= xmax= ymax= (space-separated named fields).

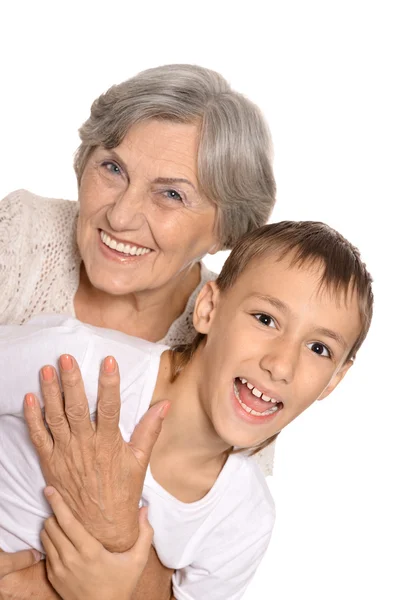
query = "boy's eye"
xmin=163 ymin=189 xmax=183 ymax=202
xmin=307 ymin=342 xmax=331 ymax=358
xmin=254 ymin=313 xmax=277 ymax=328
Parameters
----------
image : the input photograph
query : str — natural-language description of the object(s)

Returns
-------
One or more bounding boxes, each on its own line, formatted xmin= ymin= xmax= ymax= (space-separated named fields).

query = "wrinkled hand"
xmin=24 ymin=354 xmax=169 ymax=552
xmin=41 ymin=486 xmax=153 ymax=600
xmin=0 ymin=548 xmax=41 ymax=579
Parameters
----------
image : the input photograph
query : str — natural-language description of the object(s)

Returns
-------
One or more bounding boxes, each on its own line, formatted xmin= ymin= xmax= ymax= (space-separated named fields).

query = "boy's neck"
xmin=150 ymin=349 xmax=231 ymax=469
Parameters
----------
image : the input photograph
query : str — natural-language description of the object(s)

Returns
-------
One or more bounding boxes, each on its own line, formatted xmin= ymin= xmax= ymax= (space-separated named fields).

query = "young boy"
xmin=0 ymin=220 xmax=373 ymax=600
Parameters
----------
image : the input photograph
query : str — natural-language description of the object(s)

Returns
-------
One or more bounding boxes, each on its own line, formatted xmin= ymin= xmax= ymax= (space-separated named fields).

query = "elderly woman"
xmin=0 ymin=64 xmax=276 ymax=598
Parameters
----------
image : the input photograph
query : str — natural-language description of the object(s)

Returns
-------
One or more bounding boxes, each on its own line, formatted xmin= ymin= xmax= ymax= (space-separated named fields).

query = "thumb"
xmin=0 ymin=549 xmax=41 ymax=578
xmin=128 ymin=401 xmax=170 ymax=470
xmin=124 ymin=506 xmax=153 ymax=568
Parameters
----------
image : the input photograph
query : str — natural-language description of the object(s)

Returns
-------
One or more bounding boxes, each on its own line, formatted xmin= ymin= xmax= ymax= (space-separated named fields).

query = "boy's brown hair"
xmin=171 ymin=221 xmax=374 ymax=456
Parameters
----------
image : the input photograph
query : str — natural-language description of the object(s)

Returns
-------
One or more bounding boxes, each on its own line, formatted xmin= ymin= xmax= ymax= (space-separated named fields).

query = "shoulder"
xmin=1 ymin=188 xmax=78 ymax=212
xmin=171 ymin=456 xmax=275 ymax=599
xmin=223 ymin=454 xmax=275 ymax=521
xmin=0 ymin=188 xmax=78 ymax=235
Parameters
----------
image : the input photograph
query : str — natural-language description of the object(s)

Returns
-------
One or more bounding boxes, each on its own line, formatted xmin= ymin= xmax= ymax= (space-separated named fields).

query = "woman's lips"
xmin=98 ymin=230 xmax=153 ymax=262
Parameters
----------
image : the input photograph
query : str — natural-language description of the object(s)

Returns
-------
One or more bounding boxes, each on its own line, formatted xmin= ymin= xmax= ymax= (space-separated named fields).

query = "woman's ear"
xmin=193 ymin=281 xmax=220 ymax=334
xmin=317 ymin=359 xmax=354 ymax=402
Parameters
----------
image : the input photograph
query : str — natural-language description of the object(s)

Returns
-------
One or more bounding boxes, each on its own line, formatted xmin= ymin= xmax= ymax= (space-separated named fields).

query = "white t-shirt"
xmin=0 ymin=316 xmax=275 ymax=600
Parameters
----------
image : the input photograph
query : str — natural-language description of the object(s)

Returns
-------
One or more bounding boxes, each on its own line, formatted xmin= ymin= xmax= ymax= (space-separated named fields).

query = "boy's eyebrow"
xmin=312 ymin=327 xmax=348 ymax=349
xmin=251 ymin=294 xmax=290 ymax=314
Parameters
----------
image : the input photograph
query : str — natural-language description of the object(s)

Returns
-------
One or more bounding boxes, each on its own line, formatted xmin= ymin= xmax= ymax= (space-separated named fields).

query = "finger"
xmin=40 ymin=529 xmax=60 ymax=567
xmin=44 ymin=486 xmax=100 ymax=553
xmin=58 ymin=355 xmax=94 ymax=439
xmin=39 ymin=366 xmax=70 ymax=444
xmin=128 ymin=401 xmax=170 ymax=470
xmin=43 ymin=515 xmax=76 ymax=564
xmin=0 ymin=549 xmax=41 ymax=578
xmin=23 ymin=394 xmax=54 ymax=461
xmin=124 ymin=507 xmax=153 ymax=569
xmin=96 ymin=357 xmax=123 ymax=444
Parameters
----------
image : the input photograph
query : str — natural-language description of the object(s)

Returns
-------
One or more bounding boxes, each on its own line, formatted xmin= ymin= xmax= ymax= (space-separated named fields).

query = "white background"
xmin=0 ymin=1 xmax=397 ymax=598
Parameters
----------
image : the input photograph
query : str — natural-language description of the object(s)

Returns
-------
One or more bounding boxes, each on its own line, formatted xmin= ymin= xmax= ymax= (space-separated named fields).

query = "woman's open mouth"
xmin=99 ymin=230 xmax=153 ymax=259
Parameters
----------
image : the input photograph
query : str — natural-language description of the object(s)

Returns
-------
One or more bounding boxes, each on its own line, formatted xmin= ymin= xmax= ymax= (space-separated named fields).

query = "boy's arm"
xmin=0 ymin=547 xmax=173 ymax=600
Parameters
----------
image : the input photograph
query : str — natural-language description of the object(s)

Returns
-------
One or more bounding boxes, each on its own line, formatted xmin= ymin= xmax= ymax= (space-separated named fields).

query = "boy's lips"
xmin=232 ymin=378 xmax=284 ymax=421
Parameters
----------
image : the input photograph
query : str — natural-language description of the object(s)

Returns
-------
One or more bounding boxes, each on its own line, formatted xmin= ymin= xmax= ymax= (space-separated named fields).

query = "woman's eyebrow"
xmin=105 ymin=149 xmax=130 ymax=174
xmin=153 ymin=177 xmax=197 ymax=191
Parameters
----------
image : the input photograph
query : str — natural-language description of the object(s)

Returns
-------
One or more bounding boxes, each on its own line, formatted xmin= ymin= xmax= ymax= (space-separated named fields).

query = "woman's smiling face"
xmin=76 ymin=119 xmax=219 ymax=296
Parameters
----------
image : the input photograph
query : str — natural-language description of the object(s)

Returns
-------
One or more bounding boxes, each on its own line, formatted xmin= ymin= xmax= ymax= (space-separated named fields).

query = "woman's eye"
xmin=102 ymin=161 xmax=122 ymax=176
xmin=307 ymin=342 xmax=331 ymax=358
xmin=164 ymin=189 xmax=183 ymax=202
xmin=254 ymin=313 xmax=277 ymax=328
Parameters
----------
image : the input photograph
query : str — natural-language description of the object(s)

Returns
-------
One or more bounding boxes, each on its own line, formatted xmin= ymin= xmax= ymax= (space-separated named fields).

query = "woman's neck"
xmin=74 ymin=262 xmax=201 ymax=342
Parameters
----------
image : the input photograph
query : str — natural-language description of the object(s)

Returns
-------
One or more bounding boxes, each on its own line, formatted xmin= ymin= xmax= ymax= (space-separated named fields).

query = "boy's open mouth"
xmin=233 ymin=377 xmax=284 ymax=417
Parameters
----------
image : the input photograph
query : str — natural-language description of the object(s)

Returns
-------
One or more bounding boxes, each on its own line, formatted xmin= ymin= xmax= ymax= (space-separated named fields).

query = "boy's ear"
xmin=317 ymin=359 xmax=354 ymax=401
xmin=193 ymin=281 xmax=220 ymax=334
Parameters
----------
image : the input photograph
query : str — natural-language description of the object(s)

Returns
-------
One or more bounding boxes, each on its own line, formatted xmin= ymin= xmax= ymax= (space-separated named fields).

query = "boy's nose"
xmin=259 ymin=338 xmax=299 ymax=384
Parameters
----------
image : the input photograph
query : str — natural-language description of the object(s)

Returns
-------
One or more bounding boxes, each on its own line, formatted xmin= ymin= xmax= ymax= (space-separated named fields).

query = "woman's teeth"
xmin=100 ymin=231 xmax=151 ymax=256
xmin=238 ymin=378 xmax=279 ymax=403
xmin=233 ymin=381 xmax=280 ymax=417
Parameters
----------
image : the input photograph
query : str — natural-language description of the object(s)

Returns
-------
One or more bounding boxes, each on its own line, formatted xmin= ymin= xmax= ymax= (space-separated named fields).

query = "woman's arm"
xmin=1 ymin=357 xmax=174 ymax=600
xmin=0 ymin=548 xmax=41 ymax=580
xmin=0 ymin=555 xmax=60 ymax=600
xmin=40 ymin=486 xmax=154 ymax=600
xmin=24 ymin=355 xmax=169 ymax=552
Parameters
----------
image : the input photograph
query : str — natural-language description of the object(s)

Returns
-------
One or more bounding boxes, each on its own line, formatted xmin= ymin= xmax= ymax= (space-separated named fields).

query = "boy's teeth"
xmin=233 ymin=382 xmax=279 ymax=416
xmin=238 ymin=377 xmax=278 ymax=404
xmin=100 ymin=231 xmax=151 ymax=256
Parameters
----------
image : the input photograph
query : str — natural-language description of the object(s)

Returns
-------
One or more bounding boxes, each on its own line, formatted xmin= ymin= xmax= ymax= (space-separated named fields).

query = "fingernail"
xmin=25 ymin=393 xmax=36 ymax=407
xmin=60 ymin=355 xmax=73 ymax=371
xmin=41 ymin=366 xmax=54 ymax=382
xmin=31 ymin=549 xmax=42 ymax=562
xmin=44 ymin=486 xmax=55 ymax=497
xmin=103 ymin=356 xmax=116 ymax=374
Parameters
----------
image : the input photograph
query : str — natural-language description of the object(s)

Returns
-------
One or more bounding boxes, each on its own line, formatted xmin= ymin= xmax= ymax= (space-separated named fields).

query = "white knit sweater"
xmin=0 ymin=189 xmax=275 ymax=474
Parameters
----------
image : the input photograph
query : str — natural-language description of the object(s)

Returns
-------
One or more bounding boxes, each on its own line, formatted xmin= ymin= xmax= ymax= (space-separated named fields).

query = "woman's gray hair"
xmin=74 ymin=64 xmax=276 ymax=249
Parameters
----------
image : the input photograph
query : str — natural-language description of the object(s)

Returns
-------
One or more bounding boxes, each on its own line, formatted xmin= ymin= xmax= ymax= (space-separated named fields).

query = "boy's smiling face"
xmin=194 ymin=251 xmax=363 ymax=449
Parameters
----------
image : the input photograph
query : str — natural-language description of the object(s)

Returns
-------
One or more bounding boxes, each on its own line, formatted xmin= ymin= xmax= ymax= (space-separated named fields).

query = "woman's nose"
xmin=106 ymin=188 xmax=147 ymax=232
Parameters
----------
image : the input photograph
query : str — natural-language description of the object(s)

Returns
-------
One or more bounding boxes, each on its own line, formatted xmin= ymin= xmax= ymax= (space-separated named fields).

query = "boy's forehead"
xmin=234 ymin=251 xmax=321 ymax=288
xmin=230 ymin=253 xmax=360 ymax=312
